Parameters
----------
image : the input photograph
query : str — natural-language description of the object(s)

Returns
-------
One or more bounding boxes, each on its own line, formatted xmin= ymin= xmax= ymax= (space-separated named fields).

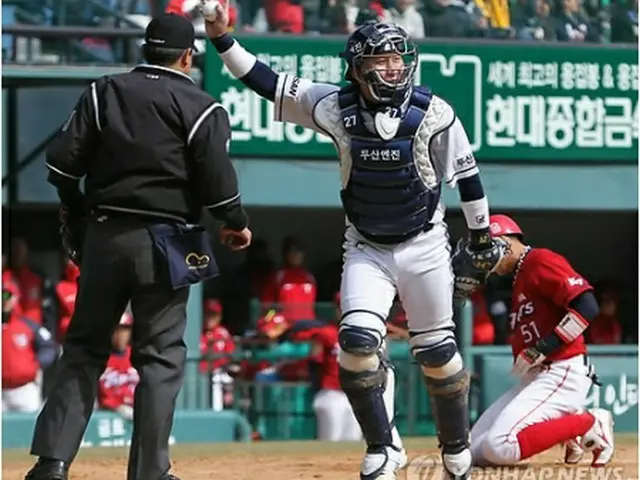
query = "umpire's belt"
xmin=147 ymin=223 xmax=219 ymax=289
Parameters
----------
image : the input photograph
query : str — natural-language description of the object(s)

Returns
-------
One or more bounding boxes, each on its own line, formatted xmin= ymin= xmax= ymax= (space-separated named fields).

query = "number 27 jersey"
xmin=509 ymin=248 xmax=592 ymax=361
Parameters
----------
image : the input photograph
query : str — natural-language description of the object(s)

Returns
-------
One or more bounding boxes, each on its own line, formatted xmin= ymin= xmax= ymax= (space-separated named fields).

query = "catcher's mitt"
xmin=451 ymin=237 xmax=505 ymax=299
xmin=59 ymin=206 xmax=87 ymax=266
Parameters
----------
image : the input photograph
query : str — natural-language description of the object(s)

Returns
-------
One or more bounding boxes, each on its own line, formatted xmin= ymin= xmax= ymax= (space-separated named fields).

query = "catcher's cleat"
xmin=360 ymin=445 xmax=407 ymax=480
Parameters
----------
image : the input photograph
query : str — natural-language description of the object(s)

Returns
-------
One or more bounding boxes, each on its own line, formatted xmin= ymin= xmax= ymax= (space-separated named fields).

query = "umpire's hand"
xmin=221 ymin=226 xmax=252 ymax=251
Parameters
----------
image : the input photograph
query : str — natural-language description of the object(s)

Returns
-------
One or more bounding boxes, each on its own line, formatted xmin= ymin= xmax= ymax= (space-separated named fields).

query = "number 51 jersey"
xmin=509 ymin=248 xmax=593 ymax=361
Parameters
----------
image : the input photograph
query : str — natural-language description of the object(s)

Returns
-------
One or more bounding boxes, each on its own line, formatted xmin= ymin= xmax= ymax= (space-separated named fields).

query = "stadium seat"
xmin=2 ymin=5 xmax=17 ymax=61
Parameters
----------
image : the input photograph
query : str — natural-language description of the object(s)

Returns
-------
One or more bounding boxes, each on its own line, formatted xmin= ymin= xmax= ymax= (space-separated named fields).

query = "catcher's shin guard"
xmin=412 ymin=331 xmax=471 ymax=475
xmin=339 ymin=362 xmax=394 ymax=447
xmin=425 ymin=368 xmax=471 ymax=454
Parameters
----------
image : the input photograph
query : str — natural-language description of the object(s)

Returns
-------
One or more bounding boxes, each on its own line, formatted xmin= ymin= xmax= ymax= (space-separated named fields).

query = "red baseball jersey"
xmin=56 ymin=279 xmax=77 ymax=342
xmin=13 ymin=266 xmax=43 ymax=324
xmin=98 ymin=347 xmax=139 ymax=410
xmin=309 ymin=325 xmax=341 ymax=391
xmin=261 ymin=267 xmax=317 ymax=322
xmin=510 ymin=248 xmax=592 ymax=361
xmin=2 ymin=314 xmax=42 ymax=388
xmin=199 ymin=325 xmax=235 ymax=373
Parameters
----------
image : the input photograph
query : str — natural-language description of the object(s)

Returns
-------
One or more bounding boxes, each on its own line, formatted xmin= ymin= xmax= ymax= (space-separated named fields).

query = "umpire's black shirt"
xmin=46 ymin=64 xmax=247 ymax=229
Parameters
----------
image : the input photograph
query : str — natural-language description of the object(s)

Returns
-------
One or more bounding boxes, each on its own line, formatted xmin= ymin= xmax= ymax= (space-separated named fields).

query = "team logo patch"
xmin=13 ymin=333 xmax=28 ymax=348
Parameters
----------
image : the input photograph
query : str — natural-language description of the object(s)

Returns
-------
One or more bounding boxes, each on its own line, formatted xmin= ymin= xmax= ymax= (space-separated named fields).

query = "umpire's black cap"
xmin=144 ymin=14 xmax=198 ymax=52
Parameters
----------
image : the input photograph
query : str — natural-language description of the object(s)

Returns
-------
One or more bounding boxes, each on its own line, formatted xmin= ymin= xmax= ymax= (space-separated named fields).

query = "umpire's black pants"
xmin=31 ymin=213 xmax=189 ymax=480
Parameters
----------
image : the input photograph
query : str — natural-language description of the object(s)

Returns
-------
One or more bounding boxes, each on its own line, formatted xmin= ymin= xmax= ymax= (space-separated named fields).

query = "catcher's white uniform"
xmin=273 ymin=74 xmax=479 ymax=337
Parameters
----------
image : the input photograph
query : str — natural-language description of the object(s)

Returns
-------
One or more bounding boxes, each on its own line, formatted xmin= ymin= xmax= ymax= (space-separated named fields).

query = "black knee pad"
xmin=338 ymin=310 xmax=385 ymax=356
xmin=411 ymin=335 xmax=458 ymax=368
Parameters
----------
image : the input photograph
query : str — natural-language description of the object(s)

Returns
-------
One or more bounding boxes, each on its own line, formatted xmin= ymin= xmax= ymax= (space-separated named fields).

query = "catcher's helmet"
xmin=339 ymin=22 xmax=417 ymax=106
xmin=489 ymin=215 xmax=523 ymax=240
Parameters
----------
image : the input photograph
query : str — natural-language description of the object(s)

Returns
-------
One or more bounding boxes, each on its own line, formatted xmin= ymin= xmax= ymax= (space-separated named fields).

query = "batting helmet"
xmin=489 ymin=214 xmax=524 ymax=239
xmin=257 ymin=309 xmax=288 ymax=335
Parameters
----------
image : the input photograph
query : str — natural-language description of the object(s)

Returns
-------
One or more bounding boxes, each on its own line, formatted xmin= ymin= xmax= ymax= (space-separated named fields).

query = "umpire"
xmin=25 ymin=14 xmax=251 ymax=480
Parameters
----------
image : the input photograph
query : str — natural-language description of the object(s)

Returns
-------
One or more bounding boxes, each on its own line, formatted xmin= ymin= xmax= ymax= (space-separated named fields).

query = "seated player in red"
xmin=97 ymin=308 xmax=138 ymax=421
xmin=460 ymin=215 xmax=614 ymax=468
xmin=258 ymin=310 xmax=361 ymax=441
xmin=199 ymin=299 xmax=236 ymax=410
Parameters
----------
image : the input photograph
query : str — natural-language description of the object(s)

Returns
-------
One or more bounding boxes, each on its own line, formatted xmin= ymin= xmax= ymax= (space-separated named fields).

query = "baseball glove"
xmin=451 ymin=237 xmax=505 ymax=299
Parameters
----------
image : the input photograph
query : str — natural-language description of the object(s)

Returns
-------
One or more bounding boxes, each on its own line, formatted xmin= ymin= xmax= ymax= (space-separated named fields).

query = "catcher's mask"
xmin=340 ymin=22 xmax=417 ymax=107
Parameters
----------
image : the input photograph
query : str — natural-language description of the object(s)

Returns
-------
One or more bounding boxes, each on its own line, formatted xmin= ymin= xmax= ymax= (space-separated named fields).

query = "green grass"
xmin=3 ymin=434 xmax=637 ymax=463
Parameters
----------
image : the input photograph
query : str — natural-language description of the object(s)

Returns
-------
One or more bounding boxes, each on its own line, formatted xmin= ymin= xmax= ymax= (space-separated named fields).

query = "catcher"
xmin=453 ymin=214 xmax=615 ymax=467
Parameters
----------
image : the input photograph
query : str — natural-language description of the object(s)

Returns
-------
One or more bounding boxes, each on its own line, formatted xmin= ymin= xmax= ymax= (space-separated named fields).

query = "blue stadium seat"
xmin=2 ymin=5 xmax=17 ymax=61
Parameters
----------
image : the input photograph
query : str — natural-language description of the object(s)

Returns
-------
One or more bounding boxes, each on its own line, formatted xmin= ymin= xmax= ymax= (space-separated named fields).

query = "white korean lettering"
xmin=560 ymin=62 xmax=575 ymax=90
xmin=544 ymin=62 xmax=559 ymax=88
xmin=219 ymin=87 xmax=252 ymax=141
xmin=315 ymin=56 xmax=331 ymax=83
xmin=574 ymin=96 xmax=605 ymax=148
xmin=487 ymin=61 xmax=516 ymax=88
xmin=270 ymin=55 xmax=284 ymax=74
xmin=327 ymin=56 xmax=343 ymax=83
xmin=281 ymin=54 xmax=298 ymax=76
xmin=256 ymin=53 xmax=271 ymax=68
xmin=111 ymin=418 xmax=126 ymax=436
xmin=300 ymin=54 xmax=316 ymax=81
xmin=316 ymin=131 xmax=333 ymax=143
xmin=586 ymin=63 xmax=600 ymax=90
xmin=517 ymin=62 xmax=534 ymax=88
xmin=546 ymin=97 xmax=575 ymax=149
xmin=284 ymin=123 xmax=315 ymax=144
xmin=251 ymin=94 xmax=283 ymax=142
xmin=97 ymin=418 xmax=111 ymax=438
xmin=531 ymin=64 xmax=545 ymax=87
xmin=632 ymin=101 xmax=639 ymax=140
xmin=515 ymin=96 xmax=546 ymax=147
xmin=604 ymin=97 xmax=633 ymax=148
xmin=602 ymin=64 xmax=615 ymax=89
xmin=486 ymin=95 xmax=516 ymax=147
xmin=617 ymin=63 xmax=631 ymax=91
xmin=574 ymin=63 xmax=590 ymax=90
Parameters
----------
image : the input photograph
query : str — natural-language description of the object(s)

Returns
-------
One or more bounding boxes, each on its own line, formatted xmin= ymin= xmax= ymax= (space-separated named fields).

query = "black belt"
xmin=92 ymin=207 xmax=187 ymax=224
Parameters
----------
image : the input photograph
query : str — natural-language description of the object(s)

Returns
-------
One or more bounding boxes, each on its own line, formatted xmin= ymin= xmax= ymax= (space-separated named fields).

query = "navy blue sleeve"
xmin=535 ymin=291 xmax=599 ymax=356
xmin=24 ymin=318 xmax=58 ymax=369
xmin=211 ymin=34 xmax=278 ymax=102
xmin=457 ymin=173 xmax=485 ymax=202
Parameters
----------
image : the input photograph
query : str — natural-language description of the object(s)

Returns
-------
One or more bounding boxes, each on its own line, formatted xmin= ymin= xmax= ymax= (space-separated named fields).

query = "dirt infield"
xmin=3 ymin=436 xmax=637 ymax=480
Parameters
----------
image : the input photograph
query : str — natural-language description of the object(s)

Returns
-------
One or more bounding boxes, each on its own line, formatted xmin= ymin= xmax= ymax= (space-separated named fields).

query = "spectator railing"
xmin=2 ymin=24 xmax=208 ymax=64
xmin=181 ymin=338 xmax=438 ymax=440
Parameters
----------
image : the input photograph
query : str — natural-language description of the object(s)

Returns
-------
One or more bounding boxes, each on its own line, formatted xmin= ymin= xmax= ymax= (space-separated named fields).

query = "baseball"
xmin=200 ymin=0 xmax=220 ymax=22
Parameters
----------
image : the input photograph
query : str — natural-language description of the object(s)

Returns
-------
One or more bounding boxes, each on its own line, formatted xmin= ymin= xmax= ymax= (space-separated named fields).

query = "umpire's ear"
xmin=179 ymin=48 xmax=194 ymax=69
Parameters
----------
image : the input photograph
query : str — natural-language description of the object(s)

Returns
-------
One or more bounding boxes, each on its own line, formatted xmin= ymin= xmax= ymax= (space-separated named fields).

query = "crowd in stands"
xmin=0 ymin=235 xmax=633 ymax=433
xmin=2 ymin=0 xmax=637 ymax=63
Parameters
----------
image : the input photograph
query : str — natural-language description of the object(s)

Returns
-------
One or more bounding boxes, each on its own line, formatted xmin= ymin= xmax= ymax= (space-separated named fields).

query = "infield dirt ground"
xmin=3 ymin=435 xmax=637 ymax=479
